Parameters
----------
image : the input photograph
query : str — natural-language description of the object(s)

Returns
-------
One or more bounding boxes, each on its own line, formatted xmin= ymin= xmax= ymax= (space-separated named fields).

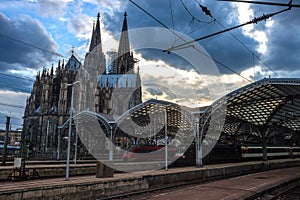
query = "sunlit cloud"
xmin=234 ymin=2 xmax=269 ymax=54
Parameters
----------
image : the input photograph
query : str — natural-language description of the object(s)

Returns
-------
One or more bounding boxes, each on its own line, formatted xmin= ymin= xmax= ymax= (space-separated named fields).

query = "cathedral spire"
xmin=50 ymin=64 xmax=54 ymax=76
xmin=89 ymin=13 xmax=102 ymax=52
xmin=117 ymin=11 xmax=130 ymax=58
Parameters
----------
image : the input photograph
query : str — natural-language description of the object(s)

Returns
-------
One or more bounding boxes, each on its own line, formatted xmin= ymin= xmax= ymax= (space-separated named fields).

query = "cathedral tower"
xmin=23 ymin=12 xmax=142 ymax=159
xmin=117 ymin=12 xmax=135 ymax=74
xmin=85 ymin=13 xmax=106 ymax=76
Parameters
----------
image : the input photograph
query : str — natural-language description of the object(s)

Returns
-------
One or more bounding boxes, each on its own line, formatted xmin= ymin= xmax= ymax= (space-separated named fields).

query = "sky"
xmin=0 ymin=0 xmax=299 ymax=130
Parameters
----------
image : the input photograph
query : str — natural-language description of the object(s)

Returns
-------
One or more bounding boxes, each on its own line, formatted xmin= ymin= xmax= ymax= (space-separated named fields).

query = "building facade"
xmin=22 ymin=12 xmax=142 ymax=159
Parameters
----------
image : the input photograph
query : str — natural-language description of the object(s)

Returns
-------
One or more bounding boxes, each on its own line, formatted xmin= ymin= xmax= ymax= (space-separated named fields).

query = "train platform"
xmin=0 ymin=158 xmax=299 ymax=200
xmin=140 ymin=165 xmax=300 ymax=200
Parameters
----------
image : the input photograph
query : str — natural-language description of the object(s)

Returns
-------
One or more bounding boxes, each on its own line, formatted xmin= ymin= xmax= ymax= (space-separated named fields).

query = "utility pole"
xmin=2 ymin=116 xmax=10 ymax=165
xmin=65 ymin=81 xmax=80 ymax=181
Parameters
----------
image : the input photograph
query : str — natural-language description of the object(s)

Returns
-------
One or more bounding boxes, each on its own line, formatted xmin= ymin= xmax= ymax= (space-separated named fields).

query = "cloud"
xmin=82 ymin=0 xmax=126 ymax=17
xmin=33 ymin=0 xmax=68 ymax=18
xmin=66 ymin=12 xmax=92 ymax=40
xmin=0 ymin=13 xmax=59 ymax=72
xmin=263 ymin=10 xmax=300 ymax=72
xmin=119 ymin=1 xmax=262 ymax=74
xmin=0 ymin=90 xmax=28 ymax=130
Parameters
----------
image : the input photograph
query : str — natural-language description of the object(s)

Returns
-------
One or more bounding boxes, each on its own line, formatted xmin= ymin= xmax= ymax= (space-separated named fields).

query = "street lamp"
xmin=65 ymin=81 xmax=80 ymax=181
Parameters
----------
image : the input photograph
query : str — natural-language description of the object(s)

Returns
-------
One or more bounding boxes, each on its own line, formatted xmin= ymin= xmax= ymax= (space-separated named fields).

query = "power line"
xmin=169 ymin=0 xmax=175 ymax=30
xmin=129 ymin=0 xmax=252 ymax=82
xmin=219 ymin=0 xmax=300 ymax=8
xmin=0 ymin=32 xmax=65 ymax=58
xmin=171 ymin=0 xmax=216 ymax=45
xmin=0 ymin=83 xmax=31 ymax=94
xmin=164 ymin=7 xmax=290 ymax=53
xmin=193 ymin=0 xmax=279 ymax=77
xmin=0 ymin=116 xmax=22 ymax=120
xmin=0 ymin=102 xmax=25 ymax=109
xmin=179 ymin=0 xmax=211 ymax=23
xmin=0 ymin=122 xmax=22 ymax=128
xmin=214 ymin=20 xmax=279 ymax=77
xmin=0 ymin=72 xmax=35 ymax=82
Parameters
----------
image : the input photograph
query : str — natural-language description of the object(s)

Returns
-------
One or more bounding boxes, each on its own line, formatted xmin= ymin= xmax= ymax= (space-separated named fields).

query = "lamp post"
xmin=195 ymin=117 xmax=203 ymax=167
xmin=46 ymin=119 xmax=50 ymax=153
xmin=74 ymin=119 xmax=78 ymax=165
xmin=164 ymin=109 xmax=168 ymax=171
xmin=65 ymin=81 xmax=80 ymax=181
xmin=109 ymin=125 xmax=113 ymax=161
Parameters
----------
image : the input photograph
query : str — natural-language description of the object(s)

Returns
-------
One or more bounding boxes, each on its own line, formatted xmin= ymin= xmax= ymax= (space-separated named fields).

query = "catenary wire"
xmin=0 ymin=32 xmax=65 ymax=58
xmin=0 ymin=72 xmax=34 ymax=82
xmin=193 ymin=0 xmax=279 ymax=77
xmin=129 ymin=0 xmax=252 ymax=82
xmin=0 ymin=102 xmax=25 ymax=109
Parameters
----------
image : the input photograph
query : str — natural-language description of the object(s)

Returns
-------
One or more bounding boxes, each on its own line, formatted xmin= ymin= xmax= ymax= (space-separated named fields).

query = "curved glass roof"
xmin=222 ymin=78 xmax=300 ymax=131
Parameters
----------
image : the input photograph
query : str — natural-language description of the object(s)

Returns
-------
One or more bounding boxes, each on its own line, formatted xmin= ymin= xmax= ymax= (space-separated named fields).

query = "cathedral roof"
xmin=99 ymin=74 xmax=138 ymax=88
xmin=65 ymin=54 xmax=81 ymax=71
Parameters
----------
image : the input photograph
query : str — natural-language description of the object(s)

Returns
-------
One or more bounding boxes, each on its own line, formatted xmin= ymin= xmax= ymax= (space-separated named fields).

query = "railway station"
xmin=65 ymin=77 xmax=300 ymax=167
xmin=1 ymin=78 xmax=300 ymax=199
xmin=1 ymin=1 xmax=300 ymax=198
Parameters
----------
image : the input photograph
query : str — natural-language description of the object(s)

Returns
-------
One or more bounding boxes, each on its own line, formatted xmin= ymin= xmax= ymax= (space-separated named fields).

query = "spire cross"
xmin=71 ymin=46 xmax=74 ymax=55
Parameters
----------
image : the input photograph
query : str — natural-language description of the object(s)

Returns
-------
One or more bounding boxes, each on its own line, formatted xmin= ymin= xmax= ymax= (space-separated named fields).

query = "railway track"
xmin=250 ymin=178 xmax=300 ymax=200
xmin=95 ymin=166 xmax=300 ymax=200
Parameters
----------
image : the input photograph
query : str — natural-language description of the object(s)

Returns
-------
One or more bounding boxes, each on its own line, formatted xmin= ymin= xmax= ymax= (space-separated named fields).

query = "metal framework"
xmin=58 ymin=78 xmax=300 ymax=163
xmin=114 ymin=99 xmax=196 ymax=145
xmin=202 ymin=78 xmax=300 ymax=149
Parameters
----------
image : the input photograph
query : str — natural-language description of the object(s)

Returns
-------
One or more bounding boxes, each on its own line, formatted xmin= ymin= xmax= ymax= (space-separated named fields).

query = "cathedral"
xmin=22 ymin=12 xmax=142 ymax=159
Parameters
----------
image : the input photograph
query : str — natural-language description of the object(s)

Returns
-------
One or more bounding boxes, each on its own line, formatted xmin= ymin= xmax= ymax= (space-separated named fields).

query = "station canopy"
xmin=118 ymin=78 xmax=300 ymax=145
xmin=209 ymin=78 xmax=300 ymax=144
xmin=114 ymin=99 xmax=197 ymax=144
xmin=70 ymin=78 xmax=300 ymax=146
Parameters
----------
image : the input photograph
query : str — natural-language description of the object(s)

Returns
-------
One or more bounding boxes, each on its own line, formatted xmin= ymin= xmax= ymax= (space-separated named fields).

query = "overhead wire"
xmin=218 ymin=0 xmax=300 ymax=8
xmin=0 ymin=122 xmax=22 ymax=127
xmin=179 ymin=0 xmax=211 ymax=23
xmin=195 ymin=0 xmax=278 ymax=77
xmin=0 ymin=32 xmax=65 ymax=58
xmin=0 ymin=102 xmax=25 ymax=109
xmin=173 ymin=0 xmax=216 ymax=46
xmin=192 ymin=0 xmax=279 ymax=78
xmin=169 ymin=0 xmax=175 ymax=30
xmin=129 ymin=0 xmax=252 ymax=82
xmin=169 ymin=0 xmax=177 ymax=47
xmin=185 ymin=21 xmax=214 ymax=36
xmin=0 ymin=83 xmax=31 ymax=94
xmin=164 ymin=7 xmax=291 ymax=54
xmin=194 ymin=0 xmax=283 ymax=77
xmin=214 ymin=20 xmax=279 ymax=77
xmin=179 ymin=0 xmax=215 ymax=35
xmin=0 ymin=72 xmax=34 ymax=82
xmin=183 ymin=18 xmax=195 ymax=35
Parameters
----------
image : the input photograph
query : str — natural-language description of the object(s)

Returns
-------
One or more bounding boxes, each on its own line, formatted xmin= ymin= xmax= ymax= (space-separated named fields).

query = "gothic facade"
xmin=22 ymin=12 xmax=142 ymax=158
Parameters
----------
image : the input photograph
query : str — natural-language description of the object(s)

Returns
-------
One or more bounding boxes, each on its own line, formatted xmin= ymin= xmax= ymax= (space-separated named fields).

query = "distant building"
xmin=107 ymin=50 xmax=118 ymax=74
xmin=22 ymin=12 xmax=142 ymax=158
xmin=0 ymin=130 xmax=21 ymax=146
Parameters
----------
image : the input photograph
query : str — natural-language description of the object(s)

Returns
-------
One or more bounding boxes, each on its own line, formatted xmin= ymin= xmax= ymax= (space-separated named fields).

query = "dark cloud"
xmin=0 ymin=73 xmax=33 ymax=94
xmin=102 ymin=1 xmax=299 ymax=76
xmin=0 ymin=13 xmax=58 ymax=72
xmin=100 ymin=1 xmax=266 ymax=75
xmin=264 ymin=10 xmax=300 ymax=72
